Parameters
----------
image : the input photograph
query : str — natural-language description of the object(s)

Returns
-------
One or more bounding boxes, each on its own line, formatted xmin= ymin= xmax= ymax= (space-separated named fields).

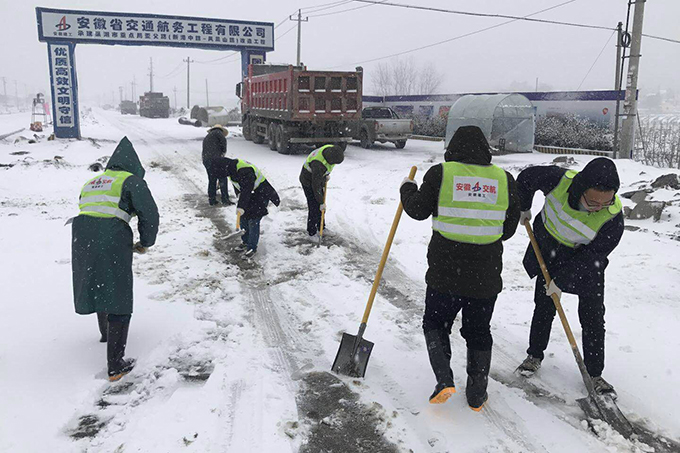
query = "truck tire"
xmin=268 ymin=123 xmax=277 ymax=150
xmin=253 ymin=123 xmax=264 ymax=144
xmin=360 ymin=129 xmax=372 ymax=149
xmin=275 ymin=124 xmax=292 ymax=155
xmin=395 ymin=140 xmax=407 ymax=149
xmin=243 ymin=117 xmax=252 ymax=141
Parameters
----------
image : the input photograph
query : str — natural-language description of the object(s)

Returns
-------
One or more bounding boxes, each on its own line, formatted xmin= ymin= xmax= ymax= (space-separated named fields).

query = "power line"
xmin=301 ymin=0 xmax=353 ymax=14
xmin=642 ymin=33 xmax=680 ymax=45
xmin=331 ymin=0 xmax=577 ymax=68
xmin=308 ymin=0 xmax=388 ymax=17
xmin=576 ymin=29 xmax=617 ymax=90
xmin=350 ymin=0 xmax=613 ymax=32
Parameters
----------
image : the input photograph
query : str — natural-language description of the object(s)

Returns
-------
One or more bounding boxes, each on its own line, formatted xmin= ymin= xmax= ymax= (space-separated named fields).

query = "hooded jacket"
xmin=299 ymin=145 xmax=345 ymax=203
xmin=400 ymin=126 xmax=521 ymax=298
xmin=517 ymin=157 xmax=624 ymax=296
xmin=213 ymin=157 xmax=280 ymax=219
xmin=72 ymin=137 xmax=159 ymax=315
xmin=202 ymin=128 xmax=227 ymax=165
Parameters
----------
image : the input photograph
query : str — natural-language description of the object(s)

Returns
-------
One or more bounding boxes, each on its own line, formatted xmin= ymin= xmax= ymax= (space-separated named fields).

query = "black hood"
xmin=445 ymin=126 xmax=492 ymax=165
xmin=106 ymin=137 xmax=145 ymax=178
xmin=323 ymin=145 xmax=345 ymax=165
xmin=568 ymin=157 xmax=620 ymax=208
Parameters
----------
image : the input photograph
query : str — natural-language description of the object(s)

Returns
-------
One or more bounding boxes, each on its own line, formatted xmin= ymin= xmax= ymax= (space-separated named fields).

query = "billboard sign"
xmin=37 ymin=7 xmax=275 ymax=51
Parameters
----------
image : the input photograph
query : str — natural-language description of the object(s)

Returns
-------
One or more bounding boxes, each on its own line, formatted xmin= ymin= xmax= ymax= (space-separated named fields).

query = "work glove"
xmin=400 ymin=177 xmax=417 ymax=189
xmin=319 ymin=203 xmax=326 ymax=212
xmin=236 ymin=208 xmax=245 ymax=216
xmin=519 ymin=210 xmax=532 ymax=225
xmin=545 ymin=280 xmax=562 ymax=299
xmin=133 ymin=242 xmax=147 ymax=254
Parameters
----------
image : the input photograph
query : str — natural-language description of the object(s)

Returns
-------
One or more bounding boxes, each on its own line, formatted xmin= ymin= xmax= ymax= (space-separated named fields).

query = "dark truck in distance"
xmin=120 ymin=100 xmax=137 ymax=115
xmin=139 ymin=92 xmax=170 ymax=118
xmin=347 ymin=106 xmax=413 ymax=149
xmin=236 ymin=64 xmax=362 ymax=154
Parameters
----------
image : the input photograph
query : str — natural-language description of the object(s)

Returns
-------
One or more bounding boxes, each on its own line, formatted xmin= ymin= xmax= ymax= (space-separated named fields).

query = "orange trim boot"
xmin=429 ymin=384 xmax=456 ymax=404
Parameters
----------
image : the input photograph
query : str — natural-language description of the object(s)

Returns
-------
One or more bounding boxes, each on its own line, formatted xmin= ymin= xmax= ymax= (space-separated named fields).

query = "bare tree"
xmin=370 ymin=58 xmax=442 ymax=96
xmin=371 ymin=62 xmax=393 ymax=97
xmin=418 ymin=62 xmax=443 ymax=95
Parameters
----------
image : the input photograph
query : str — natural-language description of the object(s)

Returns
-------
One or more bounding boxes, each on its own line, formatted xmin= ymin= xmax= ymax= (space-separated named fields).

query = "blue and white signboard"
xmin=36 ymin=8 xmax=274 ymax=51
xmin=36 ymin=7 xmax=274 ymax=139
xmin=47 ymin=42 xmax=80 ymax=139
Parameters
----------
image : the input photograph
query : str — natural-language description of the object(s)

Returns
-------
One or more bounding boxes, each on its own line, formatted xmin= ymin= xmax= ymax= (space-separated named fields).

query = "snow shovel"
xmin=332 ymin=166 xmax=417 ymax=378
xmin=524 ymin=222 xmax=634 ymax=437
xmin=318 ymin=180 xmax=328 ymax=247
xmin=223 ymin=210 xmax=245 ymax=240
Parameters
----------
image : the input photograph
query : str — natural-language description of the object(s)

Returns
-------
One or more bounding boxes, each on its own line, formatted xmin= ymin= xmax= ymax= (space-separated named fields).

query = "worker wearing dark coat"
xmin=515 ymin=158 xmax=624 ymax=398
xmin=71 ymin=137 xmax=159 ymax=381
xmin=213 ymin=157 xmax=280 ymax=257
xmin=400 ymin=126 xmax=520 ymax=410
xmin=202 ymin=125 xmax=233 ymax=206
xmin=299 ymin=144 xmax=345 ymax=236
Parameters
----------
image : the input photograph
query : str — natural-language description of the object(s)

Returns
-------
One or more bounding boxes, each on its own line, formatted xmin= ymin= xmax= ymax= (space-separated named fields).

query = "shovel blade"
xmin=331 ymin=332 xmax=374 ymax=378
xmin=223 ymin=229 xmax=245 ymax=240
xmin=577 ymin=394 xmax=635 ymax=438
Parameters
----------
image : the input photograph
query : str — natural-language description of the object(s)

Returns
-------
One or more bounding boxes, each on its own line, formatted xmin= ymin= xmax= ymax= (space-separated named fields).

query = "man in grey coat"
xmin=71 ymin=137 xmax=159 ymax=381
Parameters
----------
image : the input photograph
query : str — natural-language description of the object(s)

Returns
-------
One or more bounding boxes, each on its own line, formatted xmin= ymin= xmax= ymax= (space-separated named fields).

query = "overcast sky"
xmin=1 ymin=0 xmax=679 ymax=109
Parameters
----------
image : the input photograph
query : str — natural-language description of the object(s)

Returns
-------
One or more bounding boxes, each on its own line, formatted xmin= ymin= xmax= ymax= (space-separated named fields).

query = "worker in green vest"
xmin=213 ymin=157 xmax=280 ymax=258
xmin=299 ymin=144 xmax=345 ymax=237
xmin=515 ymin=158 xmax=623 ymax=399
xmin=71 ymin=137 xmax=159 ymax=382
xmin=400 ymin=126 xmax=520 ymax=411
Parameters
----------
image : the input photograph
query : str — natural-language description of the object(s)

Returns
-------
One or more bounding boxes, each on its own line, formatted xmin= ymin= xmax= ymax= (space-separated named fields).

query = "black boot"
xmin=107 ymin=315 xmax=135 ymax=382
xmin=425 ymin=330 xmax=456 ymax=404
xmin=97 ymin=312 xmax=108 ymax=343
xmin=466 ymin=349 xmax=492 ymax=411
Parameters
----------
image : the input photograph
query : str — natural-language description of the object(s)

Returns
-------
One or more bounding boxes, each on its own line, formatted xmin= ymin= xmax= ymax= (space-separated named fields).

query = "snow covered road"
xmin=1 ymin=108 xmax=679 ymax=452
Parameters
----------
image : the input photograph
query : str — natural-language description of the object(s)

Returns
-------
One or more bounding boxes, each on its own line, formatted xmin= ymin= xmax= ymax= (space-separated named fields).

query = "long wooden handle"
xmin=319 ymin=180 xmax=328 ymax=238
xmin=236 ymin=210 xmax=241 ymax=230
xmin=360 ymin=166 xmax=417 ymax=325
xmin=524 ymin=222 xmax=595 ymax=393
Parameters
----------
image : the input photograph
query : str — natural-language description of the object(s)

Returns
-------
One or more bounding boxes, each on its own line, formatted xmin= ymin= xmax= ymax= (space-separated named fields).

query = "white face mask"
xmin=579 ymin=200 xmax=590 ymax=212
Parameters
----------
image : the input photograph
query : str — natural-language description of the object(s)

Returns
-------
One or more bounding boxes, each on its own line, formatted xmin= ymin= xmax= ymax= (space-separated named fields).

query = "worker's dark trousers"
xmin=302 ymin=183 xmax=322 ymax=236
xmin=422 ymin=286 xmax=496 ymax=352
xmin=204 ymin=163 xmax=230 ymax=203
xmin=527 ymin=275 xmax=606 ymax=377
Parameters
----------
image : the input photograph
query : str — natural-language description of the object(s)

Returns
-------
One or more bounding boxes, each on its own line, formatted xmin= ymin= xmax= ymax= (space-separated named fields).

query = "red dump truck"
xmin=236 ymin=64 xmax=363 ymax=154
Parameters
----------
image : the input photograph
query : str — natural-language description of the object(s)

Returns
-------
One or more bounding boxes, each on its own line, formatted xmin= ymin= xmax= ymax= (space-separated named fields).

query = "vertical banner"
xmin=241 ymin=49 xmax=266 ymax=80
xmin=47 ymin=42 xmax=80 ymax=139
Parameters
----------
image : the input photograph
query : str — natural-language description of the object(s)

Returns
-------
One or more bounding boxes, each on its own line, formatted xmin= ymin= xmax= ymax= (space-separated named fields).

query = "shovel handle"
xmin=524 ymin=222 xmax=596 ymax=394
xmin=319 ymin=180 xmax=328 ymax=239
xmin=360 ymin=166 xmax=417 ymax=325
xmin=236 ymin=210 xmax=241 ymax=230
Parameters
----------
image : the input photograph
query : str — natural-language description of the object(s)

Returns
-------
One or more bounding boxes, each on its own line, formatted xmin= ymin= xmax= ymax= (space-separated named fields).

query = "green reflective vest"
xmin=78 ymin=170 xmax=134 ymax=223
xmin=541 ymin=170 xmax=622 ymax=248
xmin=432 ymin=162 xmax=509 ymax=245
xmin=230 ymin=159 xmax=266 ymax=192
xmin=303 ymin=145 xmax=335 ymax=176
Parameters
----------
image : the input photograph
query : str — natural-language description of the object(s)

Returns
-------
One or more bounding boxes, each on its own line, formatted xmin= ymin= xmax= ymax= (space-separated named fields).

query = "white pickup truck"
xmin=347 ymin=107 xmax=413 ymax=149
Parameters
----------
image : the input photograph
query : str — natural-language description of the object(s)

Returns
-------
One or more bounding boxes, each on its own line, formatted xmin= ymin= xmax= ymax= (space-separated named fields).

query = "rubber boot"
xmin=466 ymin=349 xmax=492 ymax=411
xmin=96 ymin=312 xmax=108 ymax=343
xmin=107 ymin=315 xmax=135 ymax=382
xmin=425 ymin=330 xmax=456 ymax=404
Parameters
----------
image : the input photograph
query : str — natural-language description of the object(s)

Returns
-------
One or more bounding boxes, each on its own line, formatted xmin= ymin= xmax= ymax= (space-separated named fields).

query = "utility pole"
xmin=148 ymin=58 xmax=154 ymax=92
xmin=289 ymin=9 xmax=308 ymax=66
xmin=119 ymin=86 xmax=123 ymax=105
xmin=132 ymin=75 xmax=137 ymax=100
xmin=205 ymin=79 xmax=209 ymax=107
xmin=535 ymin=77 xmax=539 ymax=92
xmin=173 ymin=86 xmax=177 ymax=109
xmin=14 ymin=80 xmax=18 ymax=106
xmin=1 ymin=77 xmax=6 ymax=102
xmin=183 ymin=57 xmax=193 ymax=108
xmin=619 ymin=0 xmax=646 ymax=160
xmin=615 ymin=22 xmax=623 ymax=90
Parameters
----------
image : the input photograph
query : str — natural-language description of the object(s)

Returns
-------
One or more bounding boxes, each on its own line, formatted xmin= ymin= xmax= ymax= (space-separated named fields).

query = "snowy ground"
xmin=1 ymin=108 xmax=679 ymax=452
